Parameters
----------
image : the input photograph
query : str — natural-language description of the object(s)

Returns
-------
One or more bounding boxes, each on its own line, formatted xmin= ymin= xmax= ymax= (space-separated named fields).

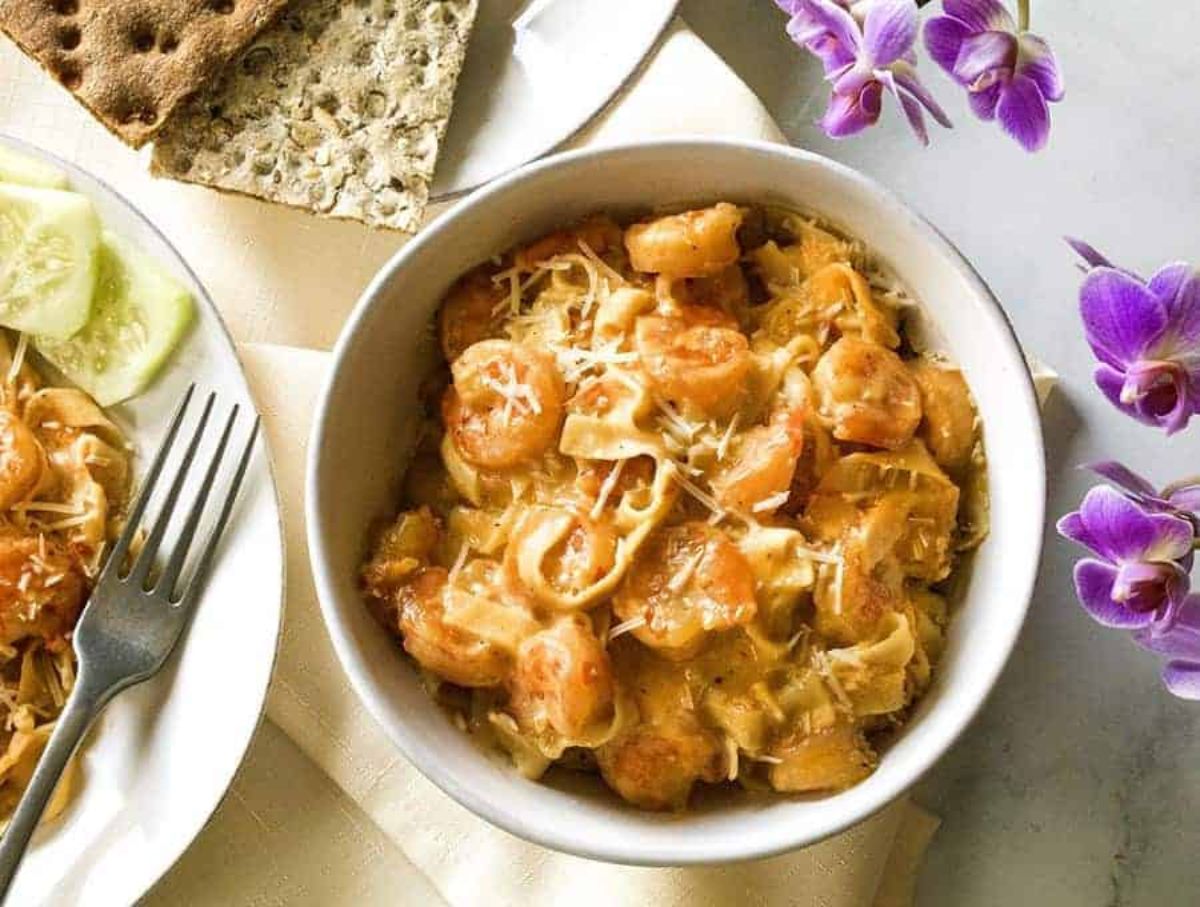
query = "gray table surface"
xmin=681 ymin=1 xmax=1200 ymax=904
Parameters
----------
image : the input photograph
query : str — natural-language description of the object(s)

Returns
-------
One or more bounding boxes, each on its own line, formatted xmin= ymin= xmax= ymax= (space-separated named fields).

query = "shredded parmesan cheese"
xmin=589 ymin=459 xmax=625 ymax=520
xmin=752 ymin=491 xmax=790 ymax=513
xmin=7 ymin=333 xmax=27 ymax=385
xmin=607 ymin=615 xmax=646 ymax=642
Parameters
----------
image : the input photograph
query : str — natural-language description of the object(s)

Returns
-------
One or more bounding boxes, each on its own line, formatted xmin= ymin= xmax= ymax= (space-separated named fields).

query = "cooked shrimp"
xmin=439 ymin=270 xmax=506 ymax=362
xmin=908 ymin=360 xmax=977 ymax=471
xmin=711 ymin=407 xmax=805 ymax=515
xmin=597 ymin=716 xmax=726 ymax=810
xmin=395 ymin=566 xmax=512 ymax=688
xmin=444 ymin=340 xmax=566 ymax=469
xmin=503 ymin=507 xmax=618 ymax=609
xmin=508 ymin=615 xmax=615 ymax=739
xmin=612 ymin=523 xmax=757 ymax=660
xmin=514 ymin=216 xmax=623 ymax=270
xmin=635 ymin=307 xmax=751 ymax=418
xmin=812 ymin=337 xmax=921 ymax=449
xmin=625 ymin=204 xmax=743 ymax=278
xmin=768 ymin=724 xmax=874 ymax=793
xmin=0 ymin=409 xmax=44 ymax=510
xmin=362 ymin=507 xmax=440 ymax=598
xmin=0 ymin=533 xmax=86 ymax=650
xmin=658 ymin=265 xmax=750 ymax=320
xmin=811 ymin=498 xmax=907 ymax=645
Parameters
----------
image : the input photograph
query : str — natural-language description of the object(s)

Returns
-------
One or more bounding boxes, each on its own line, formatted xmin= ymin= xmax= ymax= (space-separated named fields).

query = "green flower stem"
xmin=1018 ymin=0 xmax=1030 ymax=30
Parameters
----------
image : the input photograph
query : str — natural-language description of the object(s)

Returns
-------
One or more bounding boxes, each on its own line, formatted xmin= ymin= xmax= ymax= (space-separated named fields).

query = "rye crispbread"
xmin=151 ymin=0 xmax=478 ymax=233
xmin=0 ymin=0 xmax=290 ymax=147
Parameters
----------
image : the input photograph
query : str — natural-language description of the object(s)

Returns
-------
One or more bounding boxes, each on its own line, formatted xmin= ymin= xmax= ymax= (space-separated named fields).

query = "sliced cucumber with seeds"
xmin=0 ymin=184 xmax=99 ymax=338
xmin=0 ymin=147 xmax=69 ymax=189
xmin=34 ymin=231 xmax=195 ymax=406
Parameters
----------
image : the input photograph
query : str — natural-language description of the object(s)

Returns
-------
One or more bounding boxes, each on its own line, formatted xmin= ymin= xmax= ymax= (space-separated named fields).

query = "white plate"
xmin=431 ymin=0 xmax=679 ymax=199
xmin=0 ymin=136 xmax=284 ymax=906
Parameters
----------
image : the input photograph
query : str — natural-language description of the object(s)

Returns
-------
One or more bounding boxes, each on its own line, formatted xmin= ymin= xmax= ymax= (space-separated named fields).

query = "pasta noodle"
xmin=0 ymin=333 xmax=131 ymax=827
xmin=361 ymin=205 xmax=989 ymax=811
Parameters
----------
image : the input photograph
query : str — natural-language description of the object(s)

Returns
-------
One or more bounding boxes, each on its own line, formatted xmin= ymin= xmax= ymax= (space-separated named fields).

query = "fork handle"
xmin=0 ymin=672 xmax=104 ymax=900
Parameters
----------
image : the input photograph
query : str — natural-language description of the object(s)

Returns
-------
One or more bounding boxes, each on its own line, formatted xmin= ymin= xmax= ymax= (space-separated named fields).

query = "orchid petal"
xmin=953 ymin=31 xmax=1017 ymax=86
xmin=1122 ymin=361 xmax=1193 ymax=435
xmin=797 ymin=0 xmax=863 ymax=56
xmin=1094 ymin=364 xmax=1149 ymax=425
xmin=892 ymin=64 xmax=953 ymax=127
xmin=1067 ymin=485 xmax=1194 ymax=564
xmin=1074 ymin=560 xmax=1155 ymax=629
xmin=944 ymin=0 xmax=1016 ymax=32
xmin=1066 ymin=238 xmax=1116 ymax=271
xmin=1134 ymin=596 xmax=1200 ymax=660
xmin=1017 ymin=34 xmax=1065 ymax=102
xmin=1162 ymin=661 xmax=1200 ymax=700
xmin=774 ymin=0 xmax=806 ymax=14
xmin=1084 ymin=461 xmax=1161 ymax=503
xmin=863 ymin=0 xmax=918 ymax=67
xmin=1112 ymin=561 xmax=1189 ymax=614
xmin=1148 ymin=263 xmax=1200 ymax=352
xmin=923 ymin=16 xmax=970 ymax=75
xmin=968 ymin=81 xmax=1002 ymax=120
xmin=879 ymin=71 xmax=930 ymax=145
xmin=996 ymin=73 xmax=1051 ymax=151
xmin=1165 ymin=481 xmax=1200 ymax=515
xmin=819 ymin=81 xmax=883 ymax=138
xmin=1079 ymin=268 xmax=1167 ymax=368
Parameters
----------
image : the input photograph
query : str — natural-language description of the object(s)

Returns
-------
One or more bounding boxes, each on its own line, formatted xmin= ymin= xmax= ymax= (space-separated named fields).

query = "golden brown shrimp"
xmin=361 ymin=507 xmax=441 ymax=600
xmin=443 ymin=340 xmax=566 ymax=469
xmin=395 ymin=567 xmax=513 ymax=688
xmin=438 ymin=270 xmax=507 ymax=363
xmin=768 ymin=724 xmax=874 ymax=793
xmin=0 ymin=533 xmax=87 ymax=650
xmin=908 ymin=360 xmax=977 ymax=471
xmin=711 ymin=406 xmax=805 ymax=515
xmin=508 ymin=615 xmax=615 ymax=740
xmin=596 ymin=718 xmax=726 ymax=810
xmin=812 ymin=337 xmax=921 ymax=449
xmin=0 ymin=409 xmax=45 ymax=511
xmin=634 ymin=307 xmax=751 ymax=418
xmin=624 ymin=204 xmax=744 ymax=278
xmin=514 ymin=216 xmax=624 ymax=271
xmin=612 ymin=523 xmax=757 ymax=660
xmin=808 ymin=495 xmax=908 ymax=645
xmin=502 ymin=507 xmax=618 ymax=610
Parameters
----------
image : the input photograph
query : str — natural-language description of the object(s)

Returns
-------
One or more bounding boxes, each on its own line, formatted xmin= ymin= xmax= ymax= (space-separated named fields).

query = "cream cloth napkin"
xmin=2 ymin=18 xmax=948 ymax=906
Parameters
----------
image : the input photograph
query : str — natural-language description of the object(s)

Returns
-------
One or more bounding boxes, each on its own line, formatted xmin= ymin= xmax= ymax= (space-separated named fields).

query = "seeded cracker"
xmin=0 ymin=0 xmax=291 ymax=147
xmin=151 ymin=0 xmax=479 ymax=233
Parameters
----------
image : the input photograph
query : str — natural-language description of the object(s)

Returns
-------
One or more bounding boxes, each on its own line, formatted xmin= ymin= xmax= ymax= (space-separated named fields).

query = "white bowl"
xmin=306 ymin=139 xmax=1046 ymax=866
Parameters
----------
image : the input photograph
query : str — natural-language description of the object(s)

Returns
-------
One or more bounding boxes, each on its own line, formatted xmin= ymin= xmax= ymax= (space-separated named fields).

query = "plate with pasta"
xmin=0 ymin=136 xmax=283 ymax=904
xmin=310 ymin=140 xmax=1045 ymax=864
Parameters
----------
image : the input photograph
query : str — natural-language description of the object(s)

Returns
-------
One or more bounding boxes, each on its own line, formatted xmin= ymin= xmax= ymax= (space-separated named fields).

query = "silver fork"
xmin=0 ymin=386 xmax=260 ymax=898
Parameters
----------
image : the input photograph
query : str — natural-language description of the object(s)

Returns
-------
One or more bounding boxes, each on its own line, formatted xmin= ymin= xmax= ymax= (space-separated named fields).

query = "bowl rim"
xmin=306 ymin=137 xmax=1047 ymax=866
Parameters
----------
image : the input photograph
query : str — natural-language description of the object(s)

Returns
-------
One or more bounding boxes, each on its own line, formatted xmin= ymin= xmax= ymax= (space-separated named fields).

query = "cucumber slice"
xmin=34 ymin=232 xmax=195 ymax=406
xmin=0 ymin=147 xmax=69 ymax=189
xmin=0 ymin=184 xmax=99 ymax=338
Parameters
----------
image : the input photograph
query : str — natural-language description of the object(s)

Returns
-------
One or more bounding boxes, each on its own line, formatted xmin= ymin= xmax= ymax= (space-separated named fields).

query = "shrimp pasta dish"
xmin=0 ymin=333 xmax=130 ymax=824
xmin=361 ymin=203 xmax=988 ymax=810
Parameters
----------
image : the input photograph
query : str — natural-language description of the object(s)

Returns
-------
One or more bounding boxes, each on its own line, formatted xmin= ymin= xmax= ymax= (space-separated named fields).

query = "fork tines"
xmin=101 ymin=385 xmax=260 ymax=604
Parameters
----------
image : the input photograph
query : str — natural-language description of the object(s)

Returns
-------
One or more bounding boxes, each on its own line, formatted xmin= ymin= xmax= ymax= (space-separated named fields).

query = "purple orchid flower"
xmin=1068 ymin=239 xmax=1200 ymax=435
xmin=923 ymin=0 xmax=1064 ymax=151
xmin=1057 ymin=485 xmax=1195 ymax=631
xmin=1085 ymin=462 xmax=1200 ymax=525
xmin=1133 ymin=595 xmax=1200 ymax=700
xmin=775 ymin=0 xmax=951 ymax=144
